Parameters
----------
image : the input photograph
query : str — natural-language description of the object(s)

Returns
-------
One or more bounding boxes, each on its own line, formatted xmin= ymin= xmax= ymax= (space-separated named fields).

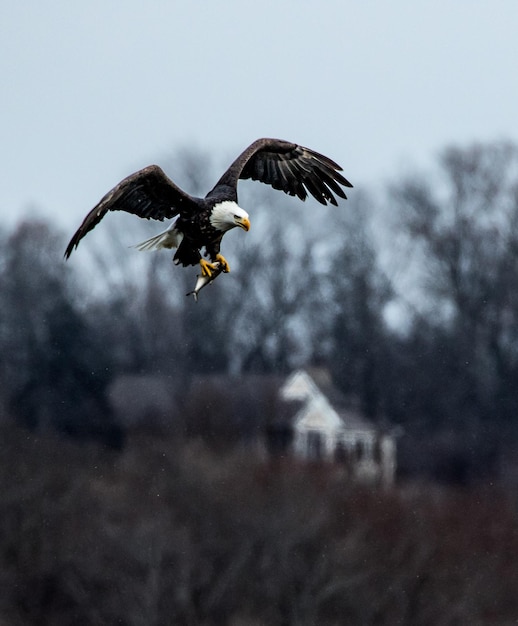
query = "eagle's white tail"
xmin=133 ymin=219 xmax=183 ymax=251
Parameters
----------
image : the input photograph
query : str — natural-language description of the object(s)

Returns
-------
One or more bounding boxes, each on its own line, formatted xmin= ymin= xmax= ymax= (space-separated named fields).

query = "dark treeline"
xmin=2 ymin=425 xmax=518 ymax=625
xmin=2 ymin=140 xmax=518 ymax=482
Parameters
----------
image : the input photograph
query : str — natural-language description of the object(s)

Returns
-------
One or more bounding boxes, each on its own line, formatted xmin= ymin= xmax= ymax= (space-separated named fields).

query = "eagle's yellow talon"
xmin=215 ymin=253 xmax=231 ymax=273
xmin=199 ymin=258 xmax=216 ymax=278
xmin=199 ymin=256 xmax=230 ymax=277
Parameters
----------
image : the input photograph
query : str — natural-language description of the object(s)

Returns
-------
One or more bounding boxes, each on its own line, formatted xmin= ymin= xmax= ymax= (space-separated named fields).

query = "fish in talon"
xmin=187 ymin=261 xmax=224 ymax=301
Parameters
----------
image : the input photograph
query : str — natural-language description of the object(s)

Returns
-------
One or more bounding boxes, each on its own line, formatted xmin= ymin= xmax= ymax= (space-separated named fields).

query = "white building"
xmin=280 ymin=369 xmax=396 ymax=487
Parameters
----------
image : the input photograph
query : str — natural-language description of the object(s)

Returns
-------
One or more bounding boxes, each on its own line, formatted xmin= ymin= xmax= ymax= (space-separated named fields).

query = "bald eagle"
xmin=65 ymin=138 xmax=352 ymax=278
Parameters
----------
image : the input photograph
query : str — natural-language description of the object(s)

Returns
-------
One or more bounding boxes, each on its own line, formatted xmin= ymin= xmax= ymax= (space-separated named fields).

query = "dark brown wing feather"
xmin=64 ymin=165 xmax=197 ymax=258
xmin=211 ymin=138 xmax=353 ymax=206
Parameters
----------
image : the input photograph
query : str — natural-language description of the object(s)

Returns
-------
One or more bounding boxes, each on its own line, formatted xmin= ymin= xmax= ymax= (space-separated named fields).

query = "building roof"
xmin=280 ymin=368 xmax=376 ymax=434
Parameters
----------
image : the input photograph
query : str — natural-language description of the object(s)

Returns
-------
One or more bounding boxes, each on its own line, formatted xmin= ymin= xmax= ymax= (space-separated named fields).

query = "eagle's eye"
xmin=233 ymin=215 xmax=240 ymax=220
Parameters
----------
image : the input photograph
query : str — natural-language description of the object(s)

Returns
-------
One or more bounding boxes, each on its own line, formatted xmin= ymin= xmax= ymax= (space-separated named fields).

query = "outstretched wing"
xmin=211 ymin=138 xmax=353 ymax=206
xmin=64 ymin=165 xmax=197 ymax=258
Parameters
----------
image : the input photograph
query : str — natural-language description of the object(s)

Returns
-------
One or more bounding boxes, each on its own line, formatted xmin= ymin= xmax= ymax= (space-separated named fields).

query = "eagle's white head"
xmin=210 ymin=201 xmax=250 ymax=233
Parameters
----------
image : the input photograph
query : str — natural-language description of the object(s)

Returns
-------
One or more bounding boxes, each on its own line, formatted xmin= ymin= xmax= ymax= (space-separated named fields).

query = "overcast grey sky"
xmin=1 ymin=1 xmax=517 ymax=228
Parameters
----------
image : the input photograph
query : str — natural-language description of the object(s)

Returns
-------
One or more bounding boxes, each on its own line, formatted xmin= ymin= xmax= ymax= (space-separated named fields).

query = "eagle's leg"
xmin=215 ymin=253 xmax=230 ymax=273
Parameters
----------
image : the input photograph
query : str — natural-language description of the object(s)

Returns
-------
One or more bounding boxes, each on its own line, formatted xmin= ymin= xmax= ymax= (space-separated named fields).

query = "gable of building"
xmin=293 ymin=395 xmax=344 ymax=433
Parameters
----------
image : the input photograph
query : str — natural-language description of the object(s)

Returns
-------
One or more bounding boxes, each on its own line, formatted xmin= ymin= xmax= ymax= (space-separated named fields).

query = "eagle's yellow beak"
xmin=236 ymin=216 xmax=251 ymax=231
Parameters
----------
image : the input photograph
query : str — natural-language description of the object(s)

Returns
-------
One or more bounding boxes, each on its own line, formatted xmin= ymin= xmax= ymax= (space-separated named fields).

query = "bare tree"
xmin=387 ymin=141 xmax=518 ymax=478
xmin=0 ymin=220 xmax=120 ymax=445
xmin=393 ymin=141 xmax=518 ymax=414
xmin=325 ymin=192 xmax=393 ymax=418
